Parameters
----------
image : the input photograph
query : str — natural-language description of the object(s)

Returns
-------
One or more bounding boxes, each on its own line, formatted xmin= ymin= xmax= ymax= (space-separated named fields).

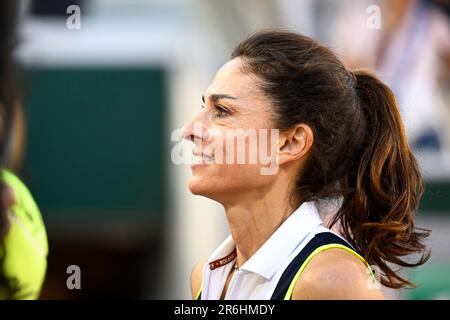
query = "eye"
xmin=214 ymin=105 xmax=230 ymax=118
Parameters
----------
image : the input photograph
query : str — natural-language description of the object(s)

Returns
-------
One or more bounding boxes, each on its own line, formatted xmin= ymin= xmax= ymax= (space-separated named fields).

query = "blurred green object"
xmin=0 ymin=170 xmax=48 ymax=299
xmin=406 ymin=262 xmax=450 ymax=300
xmin=21 ymin=67 xmax=167 ymax=218
xmin=420 ymin=181 xmax=450 ymax=213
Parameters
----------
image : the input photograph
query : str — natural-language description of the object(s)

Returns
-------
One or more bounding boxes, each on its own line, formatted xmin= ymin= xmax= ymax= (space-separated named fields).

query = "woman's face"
xmin=182 ymin=58 xmax=279 ymax=204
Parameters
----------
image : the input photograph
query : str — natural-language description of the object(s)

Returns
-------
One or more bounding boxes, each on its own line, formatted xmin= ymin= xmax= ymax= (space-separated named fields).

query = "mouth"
xmin=192 ymin=153 xmax=215 ymax=167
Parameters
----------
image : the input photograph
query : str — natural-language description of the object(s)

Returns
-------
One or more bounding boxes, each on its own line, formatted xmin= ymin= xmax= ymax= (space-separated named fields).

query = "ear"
xmin=279 ymin=124 xmax=314 ymax=166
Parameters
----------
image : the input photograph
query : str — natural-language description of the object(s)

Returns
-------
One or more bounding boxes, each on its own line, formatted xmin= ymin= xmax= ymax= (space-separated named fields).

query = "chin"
xmin=188 ymin=178 xmax=212 ymax=196
xmin=188 ymin=176 xmax=227 ymax=203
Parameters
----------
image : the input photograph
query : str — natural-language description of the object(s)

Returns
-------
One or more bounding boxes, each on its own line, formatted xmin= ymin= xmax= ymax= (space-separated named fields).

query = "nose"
xmin=181 ymin=115 xmax=209 ymax=143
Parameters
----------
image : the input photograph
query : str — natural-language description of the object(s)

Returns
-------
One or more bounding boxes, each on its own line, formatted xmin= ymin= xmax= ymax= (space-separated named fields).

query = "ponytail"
xmin=330 ymin=70 xmax=430 ymax=288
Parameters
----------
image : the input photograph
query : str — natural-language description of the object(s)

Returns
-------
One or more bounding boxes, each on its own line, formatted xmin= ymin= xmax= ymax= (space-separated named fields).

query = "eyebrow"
xmin=202 ymin=93 xmax=238 ymax=103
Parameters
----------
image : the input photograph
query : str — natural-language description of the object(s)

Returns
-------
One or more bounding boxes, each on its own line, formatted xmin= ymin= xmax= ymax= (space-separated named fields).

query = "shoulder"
xmin=292 ymin=247 xmax=384 ymax=300
xmin=190 ymin=257 xmax=208 ymax=299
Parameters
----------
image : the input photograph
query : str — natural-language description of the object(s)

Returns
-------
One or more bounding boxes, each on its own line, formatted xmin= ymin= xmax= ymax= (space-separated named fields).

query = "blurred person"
xmin=184 ymin=30 xmax=430 ymax=300
xmin=0 ymin=0 xmax=48 ymax=299
xmin=333 ymin=0 xmax=450 ymax=151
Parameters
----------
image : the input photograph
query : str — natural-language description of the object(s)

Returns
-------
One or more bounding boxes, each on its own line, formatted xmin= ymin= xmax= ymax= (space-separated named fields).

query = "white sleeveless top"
xmin=200 ymin=201 xmax=337 ymax=300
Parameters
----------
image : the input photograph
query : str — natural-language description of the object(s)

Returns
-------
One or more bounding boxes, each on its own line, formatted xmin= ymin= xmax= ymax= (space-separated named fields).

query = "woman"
xmin=184 ymin=30 xmax=430 ymax=300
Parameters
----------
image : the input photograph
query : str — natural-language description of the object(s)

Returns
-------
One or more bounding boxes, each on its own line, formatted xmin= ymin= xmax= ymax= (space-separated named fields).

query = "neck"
xmin=222 ymin=178 xmax=298 ymax=268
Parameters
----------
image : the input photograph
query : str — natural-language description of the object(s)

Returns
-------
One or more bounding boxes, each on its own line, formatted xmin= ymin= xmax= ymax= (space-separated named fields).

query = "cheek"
xmin=221 ymin=127 xmax=277 ymax=167
xmin=188 ymin=140 xmax=274 ymax=197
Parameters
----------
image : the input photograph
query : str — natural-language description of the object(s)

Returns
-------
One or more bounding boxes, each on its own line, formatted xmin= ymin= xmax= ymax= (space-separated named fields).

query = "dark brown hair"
xmin=232 ymin=29 xmax=430 ymax=289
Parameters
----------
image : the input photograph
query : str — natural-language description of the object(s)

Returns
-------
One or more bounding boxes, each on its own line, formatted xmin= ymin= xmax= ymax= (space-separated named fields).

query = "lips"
xmin=192 ymin=153 xmax=215 ymax=164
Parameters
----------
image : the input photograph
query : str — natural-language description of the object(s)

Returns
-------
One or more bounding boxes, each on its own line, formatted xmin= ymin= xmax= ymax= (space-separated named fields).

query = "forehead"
xmin=206 ymin=58 xmax=261 ymax=101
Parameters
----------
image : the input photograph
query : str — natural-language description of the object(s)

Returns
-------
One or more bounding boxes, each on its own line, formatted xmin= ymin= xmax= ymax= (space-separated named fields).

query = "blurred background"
xmin=6 ymin=0 xmax=450 ymax=299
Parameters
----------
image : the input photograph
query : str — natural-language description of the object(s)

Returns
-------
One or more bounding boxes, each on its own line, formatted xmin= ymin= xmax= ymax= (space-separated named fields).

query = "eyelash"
xmin=201 ymin=104 xmax=230 ymax=118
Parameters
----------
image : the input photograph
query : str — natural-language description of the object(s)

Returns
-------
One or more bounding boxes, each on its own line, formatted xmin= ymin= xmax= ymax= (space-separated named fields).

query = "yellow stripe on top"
xmin=195 ymin=285 xmax=202 ymax=300
xmin=284 ymin=244 xmax=376 ymax=300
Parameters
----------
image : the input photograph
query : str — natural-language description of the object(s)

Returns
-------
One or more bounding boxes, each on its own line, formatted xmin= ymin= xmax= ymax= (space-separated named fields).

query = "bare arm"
xmin=190 ymin=257 xmax=208 ymax=299
xmin=292 ymin=248 xmax=385 ymax=300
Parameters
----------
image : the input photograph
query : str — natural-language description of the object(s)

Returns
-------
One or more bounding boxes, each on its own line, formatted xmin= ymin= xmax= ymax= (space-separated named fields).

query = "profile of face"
xmin=182 ymin=58 xmax=312 ymax=205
